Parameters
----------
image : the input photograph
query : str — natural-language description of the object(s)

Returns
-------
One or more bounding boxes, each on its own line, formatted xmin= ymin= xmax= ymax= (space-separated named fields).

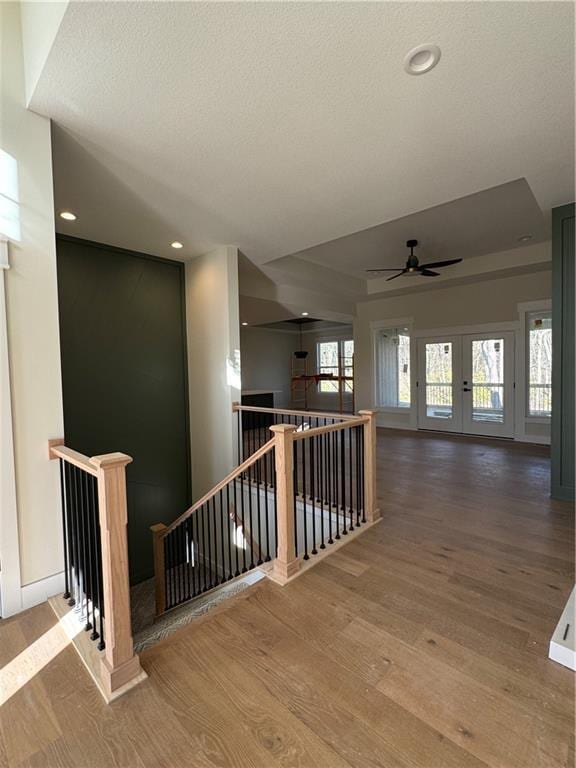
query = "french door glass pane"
xmin=425 ymin=342 xmax=452 ymax=419
xmin=471 ymin=338 xmax=504 ymax=423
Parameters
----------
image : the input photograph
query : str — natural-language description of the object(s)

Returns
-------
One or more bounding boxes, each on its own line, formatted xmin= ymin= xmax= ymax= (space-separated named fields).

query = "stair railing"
xmin=151 ymin=438 xmax=277 ymax=616
xmin=48 ymin=439 xmax=146 ymax=702
xmin=150 ymin=408 xmax=379 ymax=615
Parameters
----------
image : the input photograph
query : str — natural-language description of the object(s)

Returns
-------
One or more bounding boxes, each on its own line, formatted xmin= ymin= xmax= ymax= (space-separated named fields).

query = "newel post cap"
xmin=90 ymin=452 xmax=133 ymax=470
xmin=269 ymin=423 xmax=298 ymax=434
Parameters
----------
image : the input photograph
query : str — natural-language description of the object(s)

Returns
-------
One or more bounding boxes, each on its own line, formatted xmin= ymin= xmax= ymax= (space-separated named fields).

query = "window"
xmin=317 ymin=339 xmax=354 ymax=393
xmin=375 ymin=327 xmax=411 ymax=408
xmin=527 ymin=311 xmax=552 ymax=417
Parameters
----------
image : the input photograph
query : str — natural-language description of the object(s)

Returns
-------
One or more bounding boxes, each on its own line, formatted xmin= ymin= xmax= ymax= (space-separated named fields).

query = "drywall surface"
xmin=240 ymin=327 xmax=297 ymax=409
xmin=186 ymin=247 xmax=241 ymax=498
xmin=20 ymin=0 xmax=68 ymax=105
xmin=1 ymin=2 xmax=65 ymax=590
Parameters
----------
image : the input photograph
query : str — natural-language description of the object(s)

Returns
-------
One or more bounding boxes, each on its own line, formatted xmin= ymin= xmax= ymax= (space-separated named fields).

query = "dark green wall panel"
xmin=56 ymin=236 xmax=191 ymax=582
xmin=551 ymin=203 xmax=575 ymax=501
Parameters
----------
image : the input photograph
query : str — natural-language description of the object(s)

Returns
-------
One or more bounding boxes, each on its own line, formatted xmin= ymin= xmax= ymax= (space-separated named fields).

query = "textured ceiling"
xmin=32 ymin=1 xmax=574 ymax=271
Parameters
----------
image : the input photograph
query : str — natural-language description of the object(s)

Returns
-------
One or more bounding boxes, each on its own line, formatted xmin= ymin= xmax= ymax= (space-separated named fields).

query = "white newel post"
xmin=0 ymin=240 xmax=22 ymax=616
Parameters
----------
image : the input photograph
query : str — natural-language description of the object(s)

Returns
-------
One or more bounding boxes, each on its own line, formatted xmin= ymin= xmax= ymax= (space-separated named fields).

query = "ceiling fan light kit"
xmin=367 ymin=239 xmax=463 ymax=281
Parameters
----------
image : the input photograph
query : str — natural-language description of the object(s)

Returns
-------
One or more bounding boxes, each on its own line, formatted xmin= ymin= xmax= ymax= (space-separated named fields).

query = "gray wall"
xmin=240 ymin=327 xmax=298 ymax=408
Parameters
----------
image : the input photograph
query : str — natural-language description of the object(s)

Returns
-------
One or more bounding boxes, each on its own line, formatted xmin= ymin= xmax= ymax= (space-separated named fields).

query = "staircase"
xmin=47 ymin=405 xmax=379 ymax=703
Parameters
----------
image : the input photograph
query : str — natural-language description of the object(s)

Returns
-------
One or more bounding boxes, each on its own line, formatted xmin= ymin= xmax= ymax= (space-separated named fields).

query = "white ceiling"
xmin=277 ymin=178 xmax=548 ymax=279
xmin=32 ymin=1 xmax=574 ymax=274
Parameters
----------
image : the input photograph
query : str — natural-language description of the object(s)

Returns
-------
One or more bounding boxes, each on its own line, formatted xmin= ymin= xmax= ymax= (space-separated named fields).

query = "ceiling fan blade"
xmin=366 ymin=268 xmax=404 ymax=273
xmin=420 ymin=269 xmax=440 ymax=277
xmin=419 ymin=258 xmax=463 ymax=270
xmin=386 ymin=271 xmax=404 ymax=282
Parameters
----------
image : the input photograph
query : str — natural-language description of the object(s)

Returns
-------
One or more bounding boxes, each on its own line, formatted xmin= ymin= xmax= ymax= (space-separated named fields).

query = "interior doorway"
xmin=417 ymin=332 xmax=515 ymax=438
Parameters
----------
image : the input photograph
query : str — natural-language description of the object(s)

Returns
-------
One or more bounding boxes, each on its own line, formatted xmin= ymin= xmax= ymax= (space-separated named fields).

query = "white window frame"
xmin=370 ymin=317 xmax=416 ymax=416
xmin=316 ymin=338 xmax=354 ymax=395
xmin=517 ymin=300 xmax=552 ymax=424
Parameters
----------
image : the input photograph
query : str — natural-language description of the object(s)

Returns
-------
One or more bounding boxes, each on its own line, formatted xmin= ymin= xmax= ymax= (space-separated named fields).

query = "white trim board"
xmin=0 ymin=245 xmax=22 ymax=618
xmin=21 ymin=571 xmax=65 ymax=612
xmin=549 ymin=586 xmax=576 ymax=672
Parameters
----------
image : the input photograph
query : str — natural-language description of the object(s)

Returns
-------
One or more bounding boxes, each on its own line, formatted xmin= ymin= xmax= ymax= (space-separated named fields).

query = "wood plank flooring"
xmin=1 ymin=429 xmax=573 ymax=768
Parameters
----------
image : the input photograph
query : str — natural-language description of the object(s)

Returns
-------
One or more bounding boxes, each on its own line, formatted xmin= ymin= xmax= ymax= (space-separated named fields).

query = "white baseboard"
xmin=549 ymin=586 xmax=575 ymax=672
xmin=21 ymin=571 xmax=65 ymax=611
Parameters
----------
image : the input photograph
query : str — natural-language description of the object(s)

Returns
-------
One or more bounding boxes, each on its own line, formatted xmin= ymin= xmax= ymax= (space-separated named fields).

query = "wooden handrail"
xmin=161 ymin=437 xmax=276 ymax=536
xmin=232 ymin=403 xmax=358 ymax=421
xmin=291 ymin=416 xmax=368 ymax=441
xmin=48 ymin=442 xmax=99 ymax=476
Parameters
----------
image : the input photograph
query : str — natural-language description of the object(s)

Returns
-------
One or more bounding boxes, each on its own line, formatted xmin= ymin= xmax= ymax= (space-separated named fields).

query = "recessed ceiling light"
xmin=518 ymin=234 xmax=533 ymax=243
xmin=171 ymin=241 xmax=183 ymax=249
xmin=301 ymin=312 xmax=309 ymax=316
xmin=241 ymin=322 xmax=248 ymax=326
xmin=403 ymin=44 xmax=441 ymax=76
xmin=59 ymin=211 xmax=77 ymax=221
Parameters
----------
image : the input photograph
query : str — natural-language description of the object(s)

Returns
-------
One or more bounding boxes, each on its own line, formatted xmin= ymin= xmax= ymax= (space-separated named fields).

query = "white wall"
xmin=355 ymin=270 xmax=552 ymax=442
xmin=0 ymin=2 xmax=65 ymax=610
xmin=240 ymin=327 xmax=297 ymax=409
xmin=186 ymin=247 xmax=241 ymax=499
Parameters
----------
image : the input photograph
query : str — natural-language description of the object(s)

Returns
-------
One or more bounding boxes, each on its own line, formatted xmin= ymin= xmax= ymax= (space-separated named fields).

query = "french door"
xmin=417 ymin=332 xmax=515 ymax=438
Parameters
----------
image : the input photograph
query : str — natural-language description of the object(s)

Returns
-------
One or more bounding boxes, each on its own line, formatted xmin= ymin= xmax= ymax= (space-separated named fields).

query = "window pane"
xmin=528 ymin=313 xmax=552 ymax=417
xmin=471 ymin=338 xmax=504 ymax=423
xmin=343 ymin=339 xmax=354 ymax=393
xmin=318 ymin=341 xmax=339 ymax=392
xmin=375 ymin=328 xmax=410 ymax=407
xmin=425 ymin=342 xmax=452 ymax=418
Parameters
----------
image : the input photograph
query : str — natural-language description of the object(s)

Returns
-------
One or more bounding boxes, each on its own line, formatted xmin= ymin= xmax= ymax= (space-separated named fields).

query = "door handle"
xmin=462 ymin=387 xmax=472 ymax=392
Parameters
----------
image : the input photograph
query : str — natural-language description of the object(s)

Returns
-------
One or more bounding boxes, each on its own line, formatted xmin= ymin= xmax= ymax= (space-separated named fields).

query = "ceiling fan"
xmin=366 ymin=239 xmax=462 ymax=281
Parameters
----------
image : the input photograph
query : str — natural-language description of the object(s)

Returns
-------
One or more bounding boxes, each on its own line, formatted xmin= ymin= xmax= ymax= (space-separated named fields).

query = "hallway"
xmin=1 ymin=430 xmax=573 ymax=768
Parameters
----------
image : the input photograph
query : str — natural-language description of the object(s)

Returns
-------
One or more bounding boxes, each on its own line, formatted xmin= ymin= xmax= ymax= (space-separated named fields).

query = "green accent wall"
xmin=56 ymin=236 xmax=191 ymax=583
xmin=551 ymin=203 xmax=575 ymax=501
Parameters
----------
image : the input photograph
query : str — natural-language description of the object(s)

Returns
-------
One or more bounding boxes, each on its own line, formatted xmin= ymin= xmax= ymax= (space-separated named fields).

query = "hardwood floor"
xmin=1 ymin=430 xmax=573 ymax=768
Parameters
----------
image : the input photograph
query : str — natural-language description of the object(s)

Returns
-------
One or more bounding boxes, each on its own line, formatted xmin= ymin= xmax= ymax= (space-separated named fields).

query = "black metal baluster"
xmin=348 ymin=427 xmax=354 ymax=531
xmin=360 ymin=430 xmax=366 ymax=523
xmin=201 ymin=503 xmax=208 ymax=591
xmin=191 ymin=513 xmax=197 ymax=598
xmin=247 ymin=465 xmax=255 ymax=569
xmin=311 ymin=436 xmax=317 ymax=555
xmin=293 ymin=440 xmax=299 ymax=556
xmin=226 ymin=484 xmax=233 ymax=579
xmin=89 ymin=474 xmax=101 ymax=642
xmin=319 ymin=434 xmax=325 ymax=550
xmin=82 ymin=471 xmax=93 ymax=631
xmin=59 ymin=460 xmax=70 ymax=600
xmin=303 ymin=438 xmax=309 ymax=560
xmin=327 ymin=432 xmax=333 ymax=544
xmin=334 ymin=431 xmax=340 ymax=539
xmin=220 ymin=490 xmax=227 ymax=583
xmin=355 ymin=427 xmax=361 ymax=527
xmin=273 ymin=447 xmax=278 ymax=557
xmin=209 ymin=496 xmax=217 ymax=588
xmin=93 ymin=474 xmax=105 ymax=649
xmin=240 ymin=469 xmax=247 ymax=573
xmin=74 ymin=466 xmax=86 ymax=619
xmin=256 ymin=451 xmax=263 ymax=566
xmin=340 ymin=430 xmax=347 ymax=534
xmin=264 ymin=446 xmax=271 ymax=562
xmin=233 ymin=477 xmax=240 ymax=577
